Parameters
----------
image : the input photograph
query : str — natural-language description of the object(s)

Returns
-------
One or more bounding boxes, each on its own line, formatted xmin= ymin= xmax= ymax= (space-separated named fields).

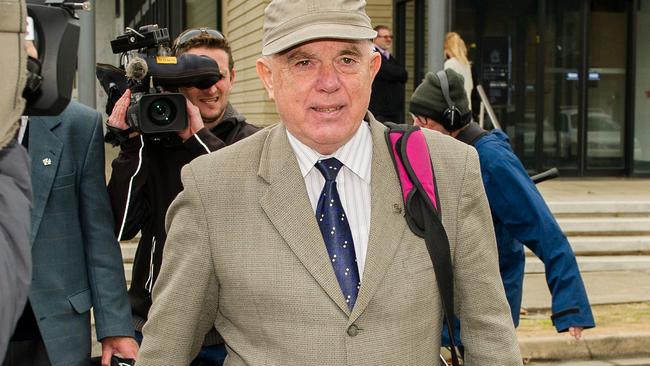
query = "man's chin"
xmin=200 ymin=110 xmax=224 ymax=124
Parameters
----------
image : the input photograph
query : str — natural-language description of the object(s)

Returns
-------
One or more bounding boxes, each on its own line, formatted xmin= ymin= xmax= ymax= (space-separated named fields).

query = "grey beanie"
xmin=409 ymin=69 xmax=470 ymax=129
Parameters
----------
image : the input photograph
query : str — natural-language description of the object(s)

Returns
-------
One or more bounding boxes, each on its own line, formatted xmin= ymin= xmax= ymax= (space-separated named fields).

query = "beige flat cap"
xmin=262 ymin=0 xmax=377 ymax=56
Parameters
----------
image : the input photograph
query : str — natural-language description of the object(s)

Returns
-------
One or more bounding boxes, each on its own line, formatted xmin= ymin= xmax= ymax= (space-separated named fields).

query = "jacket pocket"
xmin=68 ymin=288 xmax=92 ymax=314
xmin=52 ymin=171 xmax=76 ymax=189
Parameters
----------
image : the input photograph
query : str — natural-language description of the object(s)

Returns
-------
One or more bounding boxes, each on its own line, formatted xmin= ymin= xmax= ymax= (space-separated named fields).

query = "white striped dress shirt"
xmin=286 ymin=122 xmax=372 ymax=279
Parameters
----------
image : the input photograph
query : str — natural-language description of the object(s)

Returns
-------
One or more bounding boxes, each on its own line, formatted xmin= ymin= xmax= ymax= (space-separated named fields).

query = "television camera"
xmin=24 ymin=0 xmax=88 ymax=115
xmin=98 ymin=24 xmax=221 ymax=136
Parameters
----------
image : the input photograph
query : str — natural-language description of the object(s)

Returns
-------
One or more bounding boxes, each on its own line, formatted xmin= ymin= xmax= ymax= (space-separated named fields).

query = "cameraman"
xmin=106 ymin=28 xmax=260 ymax=366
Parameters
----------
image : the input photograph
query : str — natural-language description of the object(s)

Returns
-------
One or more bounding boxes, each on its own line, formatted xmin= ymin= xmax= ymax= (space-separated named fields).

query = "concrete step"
xmin=519 ymin=333 xmax=650 ymax=364
xmin=548 ymin=201 xmax=650 ymax=217
xmin=522 ymin=270 xmax=650 ymax=309
xmin=525 ymin=236 xmax=650 ymax=256
xmin=525 ymin=255 xmax=650 ymax=274
xmin=557 ymin=217 xmax=650 ymax=236
xmin=526 ymin=358 xmax=650 ymax=366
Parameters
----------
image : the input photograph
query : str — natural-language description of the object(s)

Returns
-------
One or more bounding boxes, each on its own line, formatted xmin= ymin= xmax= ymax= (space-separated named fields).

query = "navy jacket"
xmin=369 ymin=47 xmax=408 ymax=123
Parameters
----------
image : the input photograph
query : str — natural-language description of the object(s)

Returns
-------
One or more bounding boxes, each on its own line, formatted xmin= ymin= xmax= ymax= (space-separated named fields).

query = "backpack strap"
xmin=384 ymin=122 xmax=460 ymax=366
xmin=456 ymin=122 xmax=488 ymax=146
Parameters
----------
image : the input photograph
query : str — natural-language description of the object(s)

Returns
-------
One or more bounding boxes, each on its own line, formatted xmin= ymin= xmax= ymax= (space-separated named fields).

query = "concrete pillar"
xmin=427 ymin=0 xmax=448 ymax=72
xmin=78 ymin=0 xmax=96 ymax=109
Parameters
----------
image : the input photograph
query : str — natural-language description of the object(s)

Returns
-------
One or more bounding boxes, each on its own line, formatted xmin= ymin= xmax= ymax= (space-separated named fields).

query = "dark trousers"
xmin=2 ymin=338 xmax=51 ymax=366
xmin=2 ymin=303 xmax=51 ymax=366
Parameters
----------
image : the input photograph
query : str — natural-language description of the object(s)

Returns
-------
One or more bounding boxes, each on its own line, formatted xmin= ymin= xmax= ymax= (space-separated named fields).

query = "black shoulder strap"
xmin=456 ymin=122 xmax=488 ymax=146
xmin=384 ymin=123 xmax=461 ymax=366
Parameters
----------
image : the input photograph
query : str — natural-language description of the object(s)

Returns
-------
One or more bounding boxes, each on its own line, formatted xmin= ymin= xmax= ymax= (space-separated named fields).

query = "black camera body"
xmin=102 ymin=25 xmax=222 ymax=135
xmin=25 ymin=1 xmax=83 ymax=116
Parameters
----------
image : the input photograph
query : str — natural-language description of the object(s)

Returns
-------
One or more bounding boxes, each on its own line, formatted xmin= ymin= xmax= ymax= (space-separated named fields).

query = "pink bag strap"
xmin=384 ymin=122 xmax=460 ymax=366
xmin=386 ymin=125 xmax=440 ymax=214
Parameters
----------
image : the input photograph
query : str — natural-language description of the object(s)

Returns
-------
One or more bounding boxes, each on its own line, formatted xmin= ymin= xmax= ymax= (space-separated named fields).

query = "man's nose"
xmin=315 ymin=63 xmax=341 ymax=93
xmin=203 ymin=83 xmax=219 ymax=94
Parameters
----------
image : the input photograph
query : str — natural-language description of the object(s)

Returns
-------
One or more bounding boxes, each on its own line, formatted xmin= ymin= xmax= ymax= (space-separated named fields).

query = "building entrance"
xmin=448 ymin=0 xmax=636 ymax=176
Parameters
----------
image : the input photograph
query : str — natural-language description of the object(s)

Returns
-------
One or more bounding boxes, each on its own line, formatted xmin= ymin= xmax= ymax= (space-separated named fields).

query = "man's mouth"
xmin=312 ymin=105 xmax=343 ymax=113
xmin=200 ymin=97 xmax=219 ymax=104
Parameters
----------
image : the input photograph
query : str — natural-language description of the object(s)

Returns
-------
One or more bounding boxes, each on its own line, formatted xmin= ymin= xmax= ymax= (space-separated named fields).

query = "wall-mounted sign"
xmin=480 ymin=37 xmax=511 ymax=106
xmin=565 ymin=72 xmax=601 ymax=81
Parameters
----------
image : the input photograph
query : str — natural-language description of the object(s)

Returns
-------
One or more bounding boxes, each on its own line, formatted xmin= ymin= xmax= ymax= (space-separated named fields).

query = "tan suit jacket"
xmin=138 ymin=116 xmax=522 ymax=365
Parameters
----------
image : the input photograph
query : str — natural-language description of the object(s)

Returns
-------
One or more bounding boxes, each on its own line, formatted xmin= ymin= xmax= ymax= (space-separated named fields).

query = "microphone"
xmin=125 ymin=56 xmax=148 ymax=81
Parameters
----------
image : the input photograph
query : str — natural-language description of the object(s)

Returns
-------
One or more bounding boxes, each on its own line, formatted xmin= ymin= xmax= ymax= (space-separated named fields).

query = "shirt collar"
xmin=287 ymin=122 xmax=372 ymax=184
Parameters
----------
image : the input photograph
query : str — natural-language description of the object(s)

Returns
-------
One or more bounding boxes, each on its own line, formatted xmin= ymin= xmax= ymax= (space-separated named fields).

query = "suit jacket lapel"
xmin=350 ymin=118 xmax=407 ymax=322
xmin=28 ymin=116 xmax=63 ymax=244
xmin=259 ymin=124 xmax=350 ymax=314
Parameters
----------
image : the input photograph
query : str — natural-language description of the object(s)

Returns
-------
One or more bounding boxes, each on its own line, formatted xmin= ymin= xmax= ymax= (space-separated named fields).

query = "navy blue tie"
xmin=315 ymin=158 xmax=360 ymax=310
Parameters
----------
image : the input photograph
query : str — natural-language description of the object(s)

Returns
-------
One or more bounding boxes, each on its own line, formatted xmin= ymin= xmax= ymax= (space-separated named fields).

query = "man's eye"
xmin=341 ymin=57 xmax=355 ymax=64
xmin=296 ymin=60 xmax=311 ymax=67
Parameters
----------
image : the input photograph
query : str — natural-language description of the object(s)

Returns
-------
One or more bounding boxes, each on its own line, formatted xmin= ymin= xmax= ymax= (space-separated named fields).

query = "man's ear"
xmin=256 ymin=57 xmax=274 ymax=100
xmin=229 ymin=68 xmax=236 ymax=84
xmin=369 ymin=50 xmax=381 ymax=80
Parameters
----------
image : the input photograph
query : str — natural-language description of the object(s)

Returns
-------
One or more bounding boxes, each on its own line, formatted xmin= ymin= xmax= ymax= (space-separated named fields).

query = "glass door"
xmin=453 ymin=0 xmax=539 ymax=170
xmin=543 ymin=0 xmax=581 ymax=171
xmin=585 ymin=0 xmax=628 ymax=172
xmin=395 ymin=0 xmax=426 ymax=124
xmin=449 ymin=0 xmax=635 ymax=175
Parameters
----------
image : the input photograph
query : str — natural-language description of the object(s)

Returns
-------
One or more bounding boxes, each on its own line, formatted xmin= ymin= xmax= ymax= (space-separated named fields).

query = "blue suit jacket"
xmin=28 ymin=101 xmax=134 ymax=366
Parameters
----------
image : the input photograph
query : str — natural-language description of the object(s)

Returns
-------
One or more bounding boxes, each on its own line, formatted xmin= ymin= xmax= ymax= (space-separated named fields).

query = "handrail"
xmin=530 ymin=167 xmax=560 ymax=184
xmin=476 ymin=85 xmax=502 ymax=130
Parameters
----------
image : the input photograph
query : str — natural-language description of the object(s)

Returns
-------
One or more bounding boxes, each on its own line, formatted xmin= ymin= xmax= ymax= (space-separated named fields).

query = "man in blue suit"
xmin=3 ymin=100 xmax=138 ymax=366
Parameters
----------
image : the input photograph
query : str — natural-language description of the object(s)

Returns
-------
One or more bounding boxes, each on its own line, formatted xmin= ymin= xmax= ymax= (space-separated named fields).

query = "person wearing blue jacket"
xmin=409 ymin=69 xmax=595 ymax=348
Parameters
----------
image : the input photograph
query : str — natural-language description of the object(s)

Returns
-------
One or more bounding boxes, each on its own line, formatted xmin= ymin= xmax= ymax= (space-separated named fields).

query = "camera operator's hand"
xmin=177 ymin=100 xmax=205 ymax=142
xmin=25 ymin=40 xmax=38 ymax=59
xmin=107 ymin=89 xmax=139 ymax=138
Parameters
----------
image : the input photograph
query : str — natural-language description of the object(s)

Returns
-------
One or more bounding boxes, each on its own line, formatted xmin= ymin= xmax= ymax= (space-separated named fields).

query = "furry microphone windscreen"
xmin=125 ymin=56 xmax=148 ymax=81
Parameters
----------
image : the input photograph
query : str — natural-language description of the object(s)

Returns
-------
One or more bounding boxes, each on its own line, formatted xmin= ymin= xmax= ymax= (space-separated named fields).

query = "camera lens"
xmin=147 ymin=97 xmax=177 ymax=126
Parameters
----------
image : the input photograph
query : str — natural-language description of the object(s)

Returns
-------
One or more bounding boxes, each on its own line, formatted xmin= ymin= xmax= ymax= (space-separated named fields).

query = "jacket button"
xmin=347 ymin=324 xmax=359 ymax=337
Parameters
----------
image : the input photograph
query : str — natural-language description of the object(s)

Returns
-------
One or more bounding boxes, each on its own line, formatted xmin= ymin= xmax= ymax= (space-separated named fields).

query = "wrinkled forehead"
xmin=273 ymin=38 xmax=372 ymax=60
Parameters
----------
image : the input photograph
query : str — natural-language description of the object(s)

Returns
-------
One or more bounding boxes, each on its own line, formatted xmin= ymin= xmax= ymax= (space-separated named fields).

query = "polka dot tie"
xmin=315 ymin=158 xmax=360 ymax=310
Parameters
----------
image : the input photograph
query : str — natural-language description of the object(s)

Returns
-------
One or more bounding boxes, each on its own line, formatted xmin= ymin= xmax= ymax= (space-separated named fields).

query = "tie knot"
xmin=315 ymin=158 xmax=343 ymax=181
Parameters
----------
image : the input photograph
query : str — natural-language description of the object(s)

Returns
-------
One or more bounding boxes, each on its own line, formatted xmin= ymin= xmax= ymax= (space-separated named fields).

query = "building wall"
xmin=222 ymin=0 xmax=275 ymax=126
xmin=186 ymin=0 xmax=217 ymax=29
xmin=634 ymin=1 xmax=650 ymax=170
xmin=367 ymin=0 xmax=393 ymax=29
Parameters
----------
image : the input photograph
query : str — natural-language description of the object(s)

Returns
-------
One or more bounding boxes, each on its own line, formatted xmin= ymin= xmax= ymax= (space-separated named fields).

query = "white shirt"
xmin=286 ymin=122 xmax=372 ymax=279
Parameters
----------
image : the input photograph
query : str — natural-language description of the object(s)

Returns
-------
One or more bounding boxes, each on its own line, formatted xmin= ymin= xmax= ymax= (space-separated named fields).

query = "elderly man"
xmin=136 ymin=0 xmax=522 ymax=365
